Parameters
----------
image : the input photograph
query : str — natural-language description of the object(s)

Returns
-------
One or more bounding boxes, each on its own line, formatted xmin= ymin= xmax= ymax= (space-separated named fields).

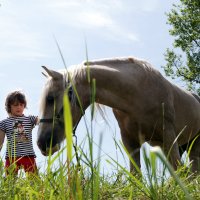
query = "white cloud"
xmin=126 ymin=33 xmax=139 ymax=42
xmin=44 ymin=0 xmax=139 ymax=42
xmin=0 ymin=0 xmax=163 ymax=62
xmin=77 ymin=12 xmax=114 ymax=27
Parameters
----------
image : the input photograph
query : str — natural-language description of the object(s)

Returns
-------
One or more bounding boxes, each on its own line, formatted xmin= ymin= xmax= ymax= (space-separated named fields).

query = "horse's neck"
xmin=74 ymin=64 xmax=130 ymax=111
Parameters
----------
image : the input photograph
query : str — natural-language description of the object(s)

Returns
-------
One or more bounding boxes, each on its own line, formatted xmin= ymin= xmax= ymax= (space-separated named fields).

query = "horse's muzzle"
xmin=37 ymin=142 xmax=60 ymax=156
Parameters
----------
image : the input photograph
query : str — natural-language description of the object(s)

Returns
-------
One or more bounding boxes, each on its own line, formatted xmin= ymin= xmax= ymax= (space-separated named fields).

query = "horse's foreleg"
xmin=129 ymin=146 xmax=141 ymax=173
xmin=121 ymin=135 xmax=141 ymax=173
xmin=162 ymin=123 xmax=181 ymax=170
xmin=112 ymin=109 xmax=141 ymax=173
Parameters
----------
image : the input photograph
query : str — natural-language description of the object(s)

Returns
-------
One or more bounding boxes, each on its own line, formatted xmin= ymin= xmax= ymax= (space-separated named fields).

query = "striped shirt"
xmin=0 ymin=115 xmax=37 ymax=158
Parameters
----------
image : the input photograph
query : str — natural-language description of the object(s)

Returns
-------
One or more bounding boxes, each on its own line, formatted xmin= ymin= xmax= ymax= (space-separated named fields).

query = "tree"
xmin=163 ymin=0 xmax=200 ymax=94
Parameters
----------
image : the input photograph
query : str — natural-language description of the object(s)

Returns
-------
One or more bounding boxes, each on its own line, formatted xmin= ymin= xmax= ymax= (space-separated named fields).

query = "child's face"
xmin=10 ymin=101 xmax=25 ymax=117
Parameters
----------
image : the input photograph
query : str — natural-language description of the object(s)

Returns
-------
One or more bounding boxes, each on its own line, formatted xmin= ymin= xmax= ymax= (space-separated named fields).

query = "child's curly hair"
xmin=5 ymin=91 xmax=27 ymax=114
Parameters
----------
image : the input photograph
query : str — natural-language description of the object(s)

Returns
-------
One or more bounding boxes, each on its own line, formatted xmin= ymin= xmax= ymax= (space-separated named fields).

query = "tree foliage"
xmin=163 ymin=0 xmax=200 ymax=94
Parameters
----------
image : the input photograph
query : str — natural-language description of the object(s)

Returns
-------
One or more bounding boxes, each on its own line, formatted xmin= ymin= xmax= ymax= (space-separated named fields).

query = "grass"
xmin=0 ymin=97 xmax=199 ymax=199
xmin=0 ymin=146 xmax=200 ymax=200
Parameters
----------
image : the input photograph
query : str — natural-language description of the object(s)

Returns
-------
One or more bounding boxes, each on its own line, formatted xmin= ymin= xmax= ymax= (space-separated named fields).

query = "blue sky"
xmin=0 ymin=0 xmax=180 ymax=173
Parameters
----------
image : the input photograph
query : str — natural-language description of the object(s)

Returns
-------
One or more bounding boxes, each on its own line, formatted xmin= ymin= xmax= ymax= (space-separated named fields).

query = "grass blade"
xmin=63 ymin=90 xmax=73 ymax=162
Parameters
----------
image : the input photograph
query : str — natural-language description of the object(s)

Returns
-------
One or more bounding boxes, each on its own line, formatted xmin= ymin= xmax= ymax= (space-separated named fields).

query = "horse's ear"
xmin=41 ymin=66 xmax=62 ymax=80
xmin=42 ymin=72 xmax=48 ymax=78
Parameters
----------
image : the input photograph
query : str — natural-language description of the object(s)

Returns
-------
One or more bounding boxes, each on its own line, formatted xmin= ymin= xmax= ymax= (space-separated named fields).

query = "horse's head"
xmin=37 ymin=66 xmax=66 ymax=155
xmin=37 ymin=65 xmax=89 ymax=156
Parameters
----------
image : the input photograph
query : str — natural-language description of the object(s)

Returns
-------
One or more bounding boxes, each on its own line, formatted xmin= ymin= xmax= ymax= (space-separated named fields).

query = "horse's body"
xmin=37 ymin=57 xmax=200 ymax=172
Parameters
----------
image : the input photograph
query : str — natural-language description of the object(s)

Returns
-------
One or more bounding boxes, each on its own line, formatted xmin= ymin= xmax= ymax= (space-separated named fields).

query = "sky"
xmin=0 ymin=0 xmax=180 ymax=174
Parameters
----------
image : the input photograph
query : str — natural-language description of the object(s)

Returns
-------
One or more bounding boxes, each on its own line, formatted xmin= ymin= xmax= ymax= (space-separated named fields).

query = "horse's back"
xmin=84 ymin=56 xmax=200 ymax=140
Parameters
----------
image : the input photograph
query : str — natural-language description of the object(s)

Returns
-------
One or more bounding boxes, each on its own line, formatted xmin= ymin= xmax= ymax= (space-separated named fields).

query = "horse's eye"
xmin=46 ymin=96 xmax=54 ymax=104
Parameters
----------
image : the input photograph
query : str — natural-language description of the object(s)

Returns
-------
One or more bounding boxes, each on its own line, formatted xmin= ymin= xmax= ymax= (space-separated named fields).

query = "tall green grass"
xmin=0 ymin=101 xmax=199 ymax=199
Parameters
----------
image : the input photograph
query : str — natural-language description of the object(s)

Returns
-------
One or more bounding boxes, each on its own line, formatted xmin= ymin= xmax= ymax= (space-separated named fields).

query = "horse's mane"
xmin=83 ymin=56 xmax=146 ymax=66
xmin=59 ymin=64 xmax=86 ymax=86
xmin=60 ymin=65 xmax=109 ymax=125
xmin=83 ymin=56 xmax=158 ymax=76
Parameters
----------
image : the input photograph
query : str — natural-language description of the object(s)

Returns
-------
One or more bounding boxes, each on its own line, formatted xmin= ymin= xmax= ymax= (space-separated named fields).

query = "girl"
xmin=0 ymin=90 xmax=39 ymax=175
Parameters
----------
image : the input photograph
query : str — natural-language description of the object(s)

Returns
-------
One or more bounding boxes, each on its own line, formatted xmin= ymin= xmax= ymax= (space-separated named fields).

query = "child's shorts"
xmin=5 ymin=156 xmax=37 ymax=174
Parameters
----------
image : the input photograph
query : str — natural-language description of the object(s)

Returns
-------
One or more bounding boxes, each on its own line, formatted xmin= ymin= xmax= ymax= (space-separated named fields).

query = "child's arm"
xmin=0 ymin=129 xmax=5 ymax=151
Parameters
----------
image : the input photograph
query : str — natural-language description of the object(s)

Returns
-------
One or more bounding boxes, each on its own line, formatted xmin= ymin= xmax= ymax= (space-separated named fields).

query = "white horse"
xmin=37 ymin=57 xmax=200 ymax=172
